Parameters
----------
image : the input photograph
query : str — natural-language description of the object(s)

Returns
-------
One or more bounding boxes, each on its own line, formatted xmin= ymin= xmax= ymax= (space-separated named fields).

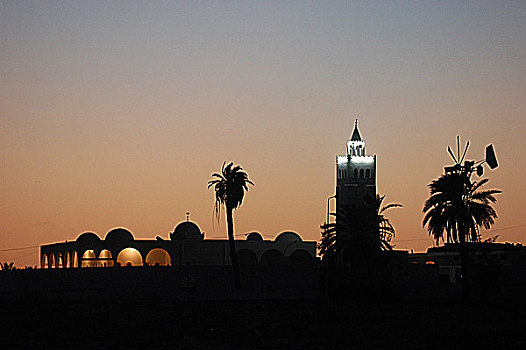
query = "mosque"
xmin=39 ymin=121 xmax=372 ymax=270
xmin=39 ymin=220 xmax=316 ymax=269
xmin=34 ymin=121 xmax=526 ymax=298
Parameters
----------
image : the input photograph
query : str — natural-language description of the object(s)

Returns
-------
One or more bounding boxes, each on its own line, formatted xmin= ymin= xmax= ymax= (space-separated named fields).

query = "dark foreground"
xmin=1 ymin=295 xmax=525 ymax=349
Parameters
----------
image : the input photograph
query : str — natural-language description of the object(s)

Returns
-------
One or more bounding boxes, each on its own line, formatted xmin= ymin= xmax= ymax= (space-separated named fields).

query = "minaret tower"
xmin=335 ymin=120 xmax=376 ymax=214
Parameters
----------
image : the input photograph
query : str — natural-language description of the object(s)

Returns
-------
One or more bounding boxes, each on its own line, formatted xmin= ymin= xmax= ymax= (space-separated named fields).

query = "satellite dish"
xmin=485 ymin=144 xmax=498 ymax=169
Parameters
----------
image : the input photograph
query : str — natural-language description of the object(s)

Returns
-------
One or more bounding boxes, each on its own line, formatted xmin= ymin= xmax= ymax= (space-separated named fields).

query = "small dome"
xmin=105 ymin=228 xmax=134 ymax=245
xmin=76 ymin=232 xmax=101 ymax=245
xmin=275 ymin=231 xmax=302 ymax=243
xmin=246 ymin=232 xmax=264 ymax=241
xmin=170 ymin=221 xmax=203 ymax=240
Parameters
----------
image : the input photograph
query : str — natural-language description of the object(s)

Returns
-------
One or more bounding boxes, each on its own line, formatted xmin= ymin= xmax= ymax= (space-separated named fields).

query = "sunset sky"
xmin=1 ymin=1 xmax=525 ymax=267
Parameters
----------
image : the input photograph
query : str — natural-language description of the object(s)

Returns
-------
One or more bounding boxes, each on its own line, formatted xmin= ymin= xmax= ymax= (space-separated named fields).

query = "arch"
xmin=288 ymin=249 xmax=314 ymax=265
xmin=41 ymin=254 xmax=48 ymax=269
xmin=360 ymin=169 xmax=364 ymax=178
xmin=99 ymin=249 xmax=112 ymax=259
xmin=98 ymin=249 xmax=114 ymax=267
xmin=82 ymin=250 xmax=96 ymax=259
xmin=50 ymin=254 xmax=56 ymax=269
xmin=116 ymin=248 xmax=143 ymax=267
xmin=354 ymin=169 xmax=358 ymax=178
xmin=145 ymin=248 xmax=171 ymax=266
xmin=64 ymin=251 xmax=70 ymax=268
xmin=57 ymin=253 xmax=63 ymax=268
xmin=366 ymin=169 xmax=371 ymax=178
xmin=237 ymin=249 xmax=258 ymax=266
xmin=71 ymin=251 xmax=78 ymax=268
xmin=81 ymin=250 xmax=97 ymax=268
xmin=261 ymin=249 xmax=284 ymax=266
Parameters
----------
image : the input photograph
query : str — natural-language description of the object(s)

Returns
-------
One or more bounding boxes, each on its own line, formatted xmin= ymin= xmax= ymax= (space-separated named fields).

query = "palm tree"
xmin=319 ymin=195 xmax=401 ymax=277
xmin=208 ymin=161 xmax=254 ymax=290
xmin=423 ymin=172 xmax=501 ymax=245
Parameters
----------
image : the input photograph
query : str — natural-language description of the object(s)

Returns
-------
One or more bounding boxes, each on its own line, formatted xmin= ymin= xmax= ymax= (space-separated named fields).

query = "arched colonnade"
xmin=41 ymin=247 xmax=172 ymax=268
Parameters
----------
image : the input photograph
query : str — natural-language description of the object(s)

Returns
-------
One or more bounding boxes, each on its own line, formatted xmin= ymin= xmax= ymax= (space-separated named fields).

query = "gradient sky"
xmin=1 ymin=1 xmax=525 ymax=267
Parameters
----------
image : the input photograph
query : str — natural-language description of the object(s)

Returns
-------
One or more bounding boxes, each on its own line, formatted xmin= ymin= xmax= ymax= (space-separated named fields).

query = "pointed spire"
xmin=350 ymin=119 xmax=362 ymax=141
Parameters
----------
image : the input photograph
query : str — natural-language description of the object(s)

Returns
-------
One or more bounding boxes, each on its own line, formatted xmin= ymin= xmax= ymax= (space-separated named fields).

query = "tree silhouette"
xmin=423 ymin=172 xmax=501 ymax=245
xmin=319 ymin=195 xmax=401 ymax=280
xmin=208 ymin=162 xmax=254 ymax=290
xmin=0 ymin=262 xmax=16 ymax=270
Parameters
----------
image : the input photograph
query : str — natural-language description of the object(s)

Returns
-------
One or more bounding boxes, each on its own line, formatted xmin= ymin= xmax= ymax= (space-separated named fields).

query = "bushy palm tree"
xmin=423 ymin=173 xmax=501 ymax=245
xmin=0 ymin=262 xmax=16 ymax=270
xmin=208 ymin=162 xmax=254 ymax=290
xmin=319 ymin=195 xmax=401 ymax=277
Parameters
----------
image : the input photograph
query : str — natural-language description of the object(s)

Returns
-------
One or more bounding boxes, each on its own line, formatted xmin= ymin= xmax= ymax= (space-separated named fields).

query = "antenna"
xmin=457 ymin=136 xmax=460 ymax=163
xmin=485 ymin=144 xmax=498 ymax=169
xmin=444 ymin=136 xmax=498 ymax=177
xmin=447 ymin=146 xmax=458 ymax=164
xmin=459 ymin=140 xmax=469 ymax=164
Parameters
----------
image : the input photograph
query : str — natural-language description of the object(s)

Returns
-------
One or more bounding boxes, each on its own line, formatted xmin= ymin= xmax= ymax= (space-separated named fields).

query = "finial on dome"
xmin=185 ymin=212 xmax=190 ymax=221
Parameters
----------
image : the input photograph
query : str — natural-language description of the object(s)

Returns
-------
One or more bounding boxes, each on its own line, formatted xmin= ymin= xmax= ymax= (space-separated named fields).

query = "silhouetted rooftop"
xmin=170 ymin=221 xmax=203 ymax=240
xmin=275 ymin=231 xmax=302 ymax=243
xmin=105 ymin=228 xmax=134 ymax=244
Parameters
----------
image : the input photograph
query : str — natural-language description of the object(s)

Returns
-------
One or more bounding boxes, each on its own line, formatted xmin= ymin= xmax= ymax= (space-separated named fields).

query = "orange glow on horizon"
xmin=1 ymin=2 xmax=525 ymax=267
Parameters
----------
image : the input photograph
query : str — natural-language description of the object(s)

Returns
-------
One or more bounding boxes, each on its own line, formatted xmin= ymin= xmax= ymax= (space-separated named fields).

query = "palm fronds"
xmin=423 ymin=172 xmax=501 ymax=244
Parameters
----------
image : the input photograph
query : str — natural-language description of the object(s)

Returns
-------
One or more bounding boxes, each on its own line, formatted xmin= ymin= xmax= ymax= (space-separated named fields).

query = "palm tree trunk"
xmin=226 ymin=206 xmax=241 ymax=290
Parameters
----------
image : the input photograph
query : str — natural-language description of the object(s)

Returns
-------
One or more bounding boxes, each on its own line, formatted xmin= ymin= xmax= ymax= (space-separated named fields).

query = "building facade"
xmin=40 ymin=220 xmax=317 ymax=269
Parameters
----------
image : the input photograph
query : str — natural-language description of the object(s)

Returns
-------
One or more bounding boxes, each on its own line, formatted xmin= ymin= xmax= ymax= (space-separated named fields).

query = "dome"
xmin=275 ymin=231 xmax=302 ymax=243
xmin=76 ymin=232 xmax=101 ymax=245
xmin=170 ymin=221 xmax=203 ymax=240
xmin=105 ymin=228 xmax=134 ymax=245
xmin=246 ymin=232 xmax=264 ymax=241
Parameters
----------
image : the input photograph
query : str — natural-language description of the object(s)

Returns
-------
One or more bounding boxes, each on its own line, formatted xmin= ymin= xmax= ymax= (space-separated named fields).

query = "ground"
xmin=1 ymin=296 xmax=525 ymax=349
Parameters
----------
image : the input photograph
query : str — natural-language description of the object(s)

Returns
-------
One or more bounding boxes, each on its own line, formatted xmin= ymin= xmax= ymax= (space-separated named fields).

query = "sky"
xmin=1 ymin=1 xmax=525 ymax=267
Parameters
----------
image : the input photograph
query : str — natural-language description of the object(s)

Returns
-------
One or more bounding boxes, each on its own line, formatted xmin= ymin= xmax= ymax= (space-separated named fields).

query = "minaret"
xmin=335 ymin=120 xmax=376 ymax=214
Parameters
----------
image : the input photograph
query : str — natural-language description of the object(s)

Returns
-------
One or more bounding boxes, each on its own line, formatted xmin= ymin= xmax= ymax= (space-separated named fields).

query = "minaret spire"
xmin=350 ymin=119 xmax=362 ymax=141
xmin=336 ymin=120 xmax=376 ymax=213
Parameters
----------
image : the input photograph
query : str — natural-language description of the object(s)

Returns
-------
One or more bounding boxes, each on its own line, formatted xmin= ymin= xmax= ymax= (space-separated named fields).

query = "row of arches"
xmin=338 ymin=168 xmax=372 ymax=180
xmin=238 ymin=248 xmax=313 ymax=266
xmin=41 ymin=251 xmax=79 ymax=269
xmin=42 ymin=248 xmax=313 ymax=268
xmin=41 ymin=248 xmax=171 ymax=268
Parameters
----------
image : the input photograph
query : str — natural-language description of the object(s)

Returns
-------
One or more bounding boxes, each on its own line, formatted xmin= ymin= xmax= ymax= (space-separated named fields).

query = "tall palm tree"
xmin=423 ymin=172 xmax=501 ymax=245
xmin=208 ymin=161 xmax=254 ymax=290
xmin=319 ymin=195 xmax=401 ymax=276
